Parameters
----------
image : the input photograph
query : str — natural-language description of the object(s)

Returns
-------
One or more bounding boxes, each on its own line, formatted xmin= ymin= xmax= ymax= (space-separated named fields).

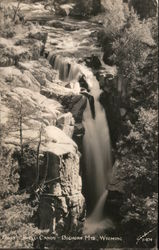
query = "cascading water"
xmin=48 ymin=54 xmax=82 ymax=82
xmin=48 ymin=51 xmax=113 ymax=235
xmin=82 ymin=73 xmax=113 ymax=235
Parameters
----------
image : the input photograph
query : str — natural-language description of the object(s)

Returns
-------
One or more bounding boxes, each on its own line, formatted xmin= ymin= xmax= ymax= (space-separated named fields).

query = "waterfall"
xmin=48 ymin=54 xmax=82 ymax=82
xmin=82 ymin=73 xmax=113 ymax=235
xmin=83 ymin=190 xmax=114 ymax=235
xmin=48 ymin=51 xmax=113 ymax=234
xmin=48 ymin=53 xmax=94 ymax=89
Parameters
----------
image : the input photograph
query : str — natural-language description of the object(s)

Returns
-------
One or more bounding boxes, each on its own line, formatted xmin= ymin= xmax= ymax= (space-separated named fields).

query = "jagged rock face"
xmin=37 ymin=128 xmax=85 ymax=235
xmin=0 ymin=17 xmax=85 ymax=236
xmin=41 ymin=88 xmax=87 ymax=147
xmin=84 ymin=55 xmax=101 ymax=69
xmin=69 ymin=95 xmax=87 ymax=123
xmin=127 ymin=0 xmax=158 ymax=19
xmin=41 ymin=87 xmax=87 ymax=127
xmin=1 ymin=85 xmax=85 ymax=235
xmin=56 ymin=112 xmax=75 ymax=138
xmin=97 ymin=66 xmax=125 ymax=147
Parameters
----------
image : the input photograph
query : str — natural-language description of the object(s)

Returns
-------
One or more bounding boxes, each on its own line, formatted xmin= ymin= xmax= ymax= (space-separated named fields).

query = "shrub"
xmin=112 ymin=15 xmax=158 ymax=247
xmin=0 ymin=148 xmax=43 ymax=249
xmin=98 ymin=4 xmax=158 ymax=247
xmin=0 ymin=1 xmax=25 ymax=38
xmin=70 ymin=0 xmax=101 ymax=17
xmin=101 ymin=0 xmax=127 ymax=36
xmin=111 ymin=11 xmax=155 ymax=83
xmin=0 ymin=5 xmax=15 ymax=38
xmin=0 ymin=193 xmax=42 ymax=248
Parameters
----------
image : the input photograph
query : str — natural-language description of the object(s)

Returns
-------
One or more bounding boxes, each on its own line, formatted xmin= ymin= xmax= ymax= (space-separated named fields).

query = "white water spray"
xmin=48 ymin=53 xmax=113 ymax=234
xmin=83 ymin=190 xmax=114 ymax=235
xmin=82 ymin=73 xmax=113 ymax=235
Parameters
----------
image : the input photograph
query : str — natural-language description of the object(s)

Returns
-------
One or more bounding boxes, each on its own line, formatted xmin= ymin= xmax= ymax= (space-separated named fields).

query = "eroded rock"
xmin=36 ymin=129 xmax=85 ymax=235
xmin=0 ymin=5 xmax=86 ymax=238
xmin=69 ymin=95 xmax=87 ymax=123
xmin=56 ymin=112 xmax=75 ymax=138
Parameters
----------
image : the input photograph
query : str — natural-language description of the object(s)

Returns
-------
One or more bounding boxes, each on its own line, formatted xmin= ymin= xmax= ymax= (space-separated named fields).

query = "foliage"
xmin=0 ymin=148 xmax=19 ymax=199
xmin=0 ymin=193 xmax=42 ymax=248
xmin=101 ymin=0 xmax=127 ymax=36
xmin=111 ymin=11 xmax=155 ymax=83
xmin=121 ymin=193 xmax=158 ymax=227
xmin=15 ymin=144 xmax=45 ymax=190
xmin=0 ymin=148 xmax=43 ymax=248
xmin=71 ymin=0 xmax=101 ymax=17
xmin=0 ymin=102 xmax=47 ymax=248
xmin=0 ymin=1 xmax=24 ymax=38
xmin=0 ymin=5 xmax=15 ymax=38
xmin=98 ymin=1 xmax=158 ymax=246
xmin=115 ymin=104 xmax=158 ymax=246
xmin=111 ymin=14 xmax=158 ymax=247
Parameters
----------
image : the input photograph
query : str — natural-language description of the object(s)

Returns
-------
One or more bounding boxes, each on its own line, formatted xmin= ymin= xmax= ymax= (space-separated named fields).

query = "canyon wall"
xmin=0 ymin=18 xmax=85 ymax=235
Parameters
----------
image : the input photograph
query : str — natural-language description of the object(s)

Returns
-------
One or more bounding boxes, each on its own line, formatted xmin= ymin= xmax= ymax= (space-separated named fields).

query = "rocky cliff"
xmin=0 ymin=4 xmax=85 ymax=237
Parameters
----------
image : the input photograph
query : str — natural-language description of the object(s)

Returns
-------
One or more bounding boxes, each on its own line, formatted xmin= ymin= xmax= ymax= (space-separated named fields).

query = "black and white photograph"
xmin=0 ymin=0 xmax=158 ymax=249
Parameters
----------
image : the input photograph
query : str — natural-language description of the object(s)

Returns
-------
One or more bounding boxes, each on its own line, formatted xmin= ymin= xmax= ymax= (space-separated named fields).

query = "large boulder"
xmin=97 ymin=66 xmax=124 ymax=147
xmin=56 ymin=112 xmax=75 ymax=138
xmin=84 ymin=55 xmax=102 ymax=69
xmin=0 ymin=66 xmax=40 ymax=91
xmin=18 ymin=59 xmax=58 ymax=86
xmin=36 ymin=126 xmax=85 ymax=235
xmin=3 ymin=121 xmax=85 ymax=235
xmin=1 ymin=86 xmax=62 ymax=136
xmin=70 ymin=95 xmax=87 ymax=122
xmin=61 ymin=94 xmax=87 ymax=123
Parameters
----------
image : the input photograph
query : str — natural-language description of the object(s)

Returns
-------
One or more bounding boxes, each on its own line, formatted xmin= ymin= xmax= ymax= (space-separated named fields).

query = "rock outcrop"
xmin=0 ymin=12 xmax=85 ymax=236
xmin=37 ymin=126 xmax=85 ymax=234
xmin=96 ymin=66 xmax=123 ymax=147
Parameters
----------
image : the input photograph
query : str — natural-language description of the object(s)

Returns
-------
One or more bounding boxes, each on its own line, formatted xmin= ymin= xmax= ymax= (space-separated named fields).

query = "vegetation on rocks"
xmin=0 ymin=0 xmax=158 ymax=249
xmin=0 ymin=2 xmax=85 ymax=248
xmin=0 ymin=147 xmax=43 ymax=248
xmin=111 ymin=12 xmax=155 ymax=82
xmin=98 ymin=1 xmax=158 ymax=248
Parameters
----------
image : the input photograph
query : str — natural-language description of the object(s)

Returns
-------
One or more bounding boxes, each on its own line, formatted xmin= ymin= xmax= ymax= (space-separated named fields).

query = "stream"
xmin=43 ymin=16 xmax=113 ymax=235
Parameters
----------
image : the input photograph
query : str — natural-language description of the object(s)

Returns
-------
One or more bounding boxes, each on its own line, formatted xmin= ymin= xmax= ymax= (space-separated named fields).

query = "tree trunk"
xmin=36 ymin=125 xmax=42 ymax=186
xmin=19 ymin=104 xmax=23 ymax=159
